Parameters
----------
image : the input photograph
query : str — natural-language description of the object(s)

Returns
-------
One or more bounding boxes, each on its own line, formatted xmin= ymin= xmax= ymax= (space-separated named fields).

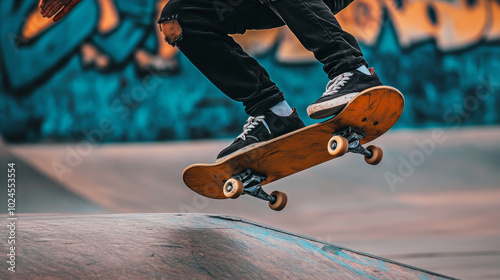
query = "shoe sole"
xmin=307 ymin=92 xmax=358 ymax=119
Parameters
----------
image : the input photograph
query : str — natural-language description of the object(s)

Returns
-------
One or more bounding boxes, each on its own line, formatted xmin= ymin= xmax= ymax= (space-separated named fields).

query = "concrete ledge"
xmin=4 ymin=213 xmax=457 ymax=279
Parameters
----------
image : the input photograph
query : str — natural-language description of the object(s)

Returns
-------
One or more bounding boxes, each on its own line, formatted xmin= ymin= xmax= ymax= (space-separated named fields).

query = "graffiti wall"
xmin=1 ymin=0 xmax=499 ymax=143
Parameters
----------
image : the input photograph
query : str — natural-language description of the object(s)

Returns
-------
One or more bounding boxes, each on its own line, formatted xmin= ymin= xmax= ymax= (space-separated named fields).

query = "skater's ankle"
xmin=356 ymin=65 xmax=371 ymax=75
xmin=270 ymin=100 xmax=293 ymax=117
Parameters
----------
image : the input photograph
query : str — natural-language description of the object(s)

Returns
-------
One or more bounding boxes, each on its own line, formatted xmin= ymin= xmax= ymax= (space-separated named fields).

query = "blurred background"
xmin=0 ymin=0 xmax=499 ymax=279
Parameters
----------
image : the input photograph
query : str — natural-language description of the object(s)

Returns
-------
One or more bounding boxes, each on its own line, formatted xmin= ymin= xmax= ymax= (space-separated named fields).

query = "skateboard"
xmin=183 ymin=86 xmax=405 ymax=211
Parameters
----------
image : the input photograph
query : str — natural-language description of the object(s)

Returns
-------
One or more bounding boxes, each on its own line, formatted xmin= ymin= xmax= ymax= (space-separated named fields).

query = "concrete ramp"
xmin=8 ymin=214 xmax=456 ymax=279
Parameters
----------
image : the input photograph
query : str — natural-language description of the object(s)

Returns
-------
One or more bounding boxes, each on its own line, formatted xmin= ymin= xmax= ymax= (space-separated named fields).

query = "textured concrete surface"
xmin=0 ymin=213 xmax=456 ymax=280
xmin=1 ymin=126 xmax=500 ymax=279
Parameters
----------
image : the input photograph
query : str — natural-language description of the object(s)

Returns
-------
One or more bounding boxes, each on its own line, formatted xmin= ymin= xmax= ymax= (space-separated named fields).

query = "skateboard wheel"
xmin=268 ymin=191 xmax=287 ymax=211
xmin=327 ymin=136 xmax=349 ymax=157
xmin=223 ymin=178 xmax=244 ymax=199
xmin=364 ymin=145 xmax=383 ymax=165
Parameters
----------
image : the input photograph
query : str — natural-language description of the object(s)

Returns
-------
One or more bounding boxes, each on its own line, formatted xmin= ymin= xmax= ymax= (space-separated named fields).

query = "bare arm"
xmin=39 ymin=0 xmax=82 ymax=22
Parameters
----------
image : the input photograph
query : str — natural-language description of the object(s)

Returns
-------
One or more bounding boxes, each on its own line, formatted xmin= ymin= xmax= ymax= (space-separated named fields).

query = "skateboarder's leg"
xmin=264 ymin=0 xmax=363 ymax=79
xmin=158 ymin=0 xmax=305 ymax=160
xmin=265 ymin=0 xmax=384 ymax=119
xmin=159 ymin=0 xmax=284 ymax=116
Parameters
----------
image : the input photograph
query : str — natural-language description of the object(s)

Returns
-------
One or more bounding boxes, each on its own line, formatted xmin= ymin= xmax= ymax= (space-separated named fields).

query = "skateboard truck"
xmin=328 ymin=127 xmax=384 ymax=165
xmin=333 ymin=128 xmax=371 ymax=157
xmin=223 ymin=169 xmax=288 ymax=211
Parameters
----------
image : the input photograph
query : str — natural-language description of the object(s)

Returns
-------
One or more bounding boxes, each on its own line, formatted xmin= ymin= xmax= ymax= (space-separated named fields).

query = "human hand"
xmin=39 ymin=0 xmax=82 ymax=22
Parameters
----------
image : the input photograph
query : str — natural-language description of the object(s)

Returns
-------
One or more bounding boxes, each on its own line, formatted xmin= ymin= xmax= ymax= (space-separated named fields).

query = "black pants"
xmin=159 ymin=0 xmax=366 ymax=116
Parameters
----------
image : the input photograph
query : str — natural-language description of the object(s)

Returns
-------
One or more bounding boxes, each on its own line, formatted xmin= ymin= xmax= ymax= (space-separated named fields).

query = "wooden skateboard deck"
xmin=183 ymin=86 xmax=404 ymax=202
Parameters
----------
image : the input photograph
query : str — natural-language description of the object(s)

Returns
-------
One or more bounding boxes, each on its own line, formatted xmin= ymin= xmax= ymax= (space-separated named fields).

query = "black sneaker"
xmin=217 ymin=109 xmax=305 ymax=161
xmin=307 ymin=68 xmax=383 ymax=119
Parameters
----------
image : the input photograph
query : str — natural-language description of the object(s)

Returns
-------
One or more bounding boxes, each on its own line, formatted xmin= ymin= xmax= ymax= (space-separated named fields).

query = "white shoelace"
xmin=237 ymin=116 xmax=271 ymax=141
xmin=323 ymin=72 xmax=354 ymax=97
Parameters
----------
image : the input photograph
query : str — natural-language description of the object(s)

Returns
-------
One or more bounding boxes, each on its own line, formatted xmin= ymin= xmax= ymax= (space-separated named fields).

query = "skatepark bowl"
xmin=1 ymin=126 xmax=499 ymax=279
xmin=3 ymin=213 xmax=458 ymax=280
